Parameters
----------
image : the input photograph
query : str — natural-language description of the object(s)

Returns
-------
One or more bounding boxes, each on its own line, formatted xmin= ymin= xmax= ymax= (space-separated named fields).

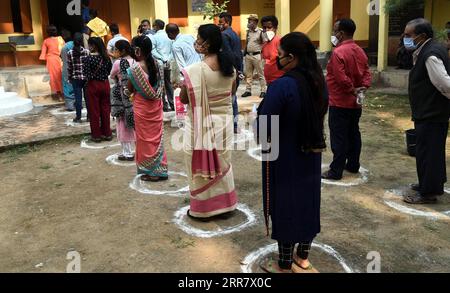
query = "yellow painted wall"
xmin=240 ymin=0 xmax=276 ymax=40
xmin=181 ymin=0 xmax=213 ymax=36
xmin=129 ymin=0 xmax=155 ymax=38
xmin=430 ymin=0 xmax=450 ymax=29
xmin=350 ymin=0 xmax=370 ymax=41
xmin=290 ymin=0 xmax=320 ymax=41
xmin=0 ymin=0 xmax=43 ymax=52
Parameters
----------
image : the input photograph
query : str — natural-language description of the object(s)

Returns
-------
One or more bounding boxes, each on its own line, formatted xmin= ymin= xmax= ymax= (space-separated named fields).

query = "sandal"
xmin=403 ymin=194 xmax=437 ymax=205
xmin=118 ymin=155 xmax=134 ymax=162
xmin=141 ymin=175 xmax=161 ymax=182
xmin=260 ymin=258 xmax=292 ymax=274
xmin=293 ymin=256 xmax=319 ymax=273
xmin=186 ymin=210 xmax=211 ymax=222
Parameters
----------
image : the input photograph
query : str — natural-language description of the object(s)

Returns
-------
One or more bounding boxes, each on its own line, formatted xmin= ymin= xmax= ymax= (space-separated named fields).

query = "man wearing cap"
xmin=242 ymin=14 xmax=267 ymax=99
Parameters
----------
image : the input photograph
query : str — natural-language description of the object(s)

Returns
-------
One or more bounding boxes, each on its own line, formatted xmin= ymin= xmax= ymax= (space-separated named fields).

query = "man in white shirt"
xmin=166 ymin=23 xmax=201 ymax=86
xmin=152 ymin=19 xmax=174 ymax=112
xmin=403 ymin=18 xmax=450 ymax=205
xmin=107 ymin=24 xmax=128 ymax=62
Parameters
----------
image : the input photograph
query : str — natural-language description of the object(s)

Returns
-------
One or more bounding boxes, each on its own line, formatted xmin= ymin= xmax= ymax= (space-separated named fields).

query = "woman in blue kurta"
xmin=61 ymin=31 xmax=75 ymax=111
xmin=258 ymin=32 xmax=329 ymax=273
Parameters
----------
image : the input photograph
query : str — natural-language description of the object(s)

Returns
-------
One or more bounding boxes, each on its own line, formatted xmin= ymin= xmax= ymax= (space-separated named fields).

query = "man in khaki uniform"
xmin=242 ymin=14 xmax=267 ymax=98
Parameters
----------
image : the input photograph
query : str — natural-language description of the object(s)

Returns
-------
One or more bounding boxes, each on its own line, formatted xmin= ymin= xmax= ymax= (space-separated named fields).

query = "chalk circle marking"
xmin=384 ymin=188 xmax=450 ymax=221
xmin=234 ymin=129 xmax=254 ymax=145
xmin=241 ymin=242 xmax=355 ymax=273
xmin=65 ymin=119 xmax=89 ymax=128
xmin=50 ymin=108 xmax=87 ymax=116
xmin=321 ymin=164 xmax=369 ymax=187
xmin=173 ymin=204 xmax=257 ymax=238
xmin=247 ymin=147 xmax=263 ymax=161
xmin=130 ymin=171 xmax=189 ymax=197
xmin=80 ymin=138 xmax=121 ymax=150
xmin=106 ymin=154 xmax=135 ymax=167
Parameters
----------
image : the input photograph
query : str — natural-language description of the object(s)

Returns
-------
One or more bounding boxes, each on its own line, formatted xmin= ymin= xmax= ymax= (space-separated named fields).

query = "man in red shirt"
xmin=261 ymin=16 xmax=284 ymax=91
xmin=322 ymin=19 xmax=372 ymax=181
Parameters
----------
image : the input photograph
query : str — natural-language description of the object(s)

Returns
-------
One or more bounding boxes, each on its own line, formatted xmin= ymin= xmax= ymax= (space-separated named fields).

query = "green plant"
xmin=202 ymin=0 xmax=230 ymax=21
xmin=435 ymin=28 xmax=448 ymax=43
xmin=385 ymin=0 xmax=423 ymax=14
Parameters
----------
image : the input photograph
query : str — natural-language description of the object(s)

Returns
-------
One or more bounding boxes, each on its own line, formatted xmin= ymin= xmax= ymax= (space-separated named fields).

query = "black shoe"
xmin=260 ymin=92 xmax=266 ymax=99
xmin=102 ymin=136 xmax=113 ymax=142
xmin=242 ymin=91 xmax=252 ymax=98
xmin=322 ymin=171 xmax=342 ymax=181
xmin=410 ymin=184 xmax=421 ymax=192
xmin=90 ymin=137 xmax=102 ymax=143
xmin=118 ymin=155 xmax=135 ymax=162
xmin=403 ymin=193 xmax=438 ymax=205
xmin=73 ymin=118 xmax=82 ymax=124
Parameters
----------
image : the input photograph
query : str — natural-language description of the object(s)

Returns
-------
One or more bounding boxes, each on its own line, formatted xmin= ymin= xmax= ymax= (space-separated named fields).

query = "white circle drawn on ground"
xmin=129 ymin=171 xmax=189 ymax=197
xmin=384 ymin=188 xmax=450 ymax=221
xmin=173 ymin=204 xmax=257 ymax=238
xmin=80 ymin=138 xmax=121 ymax=150
xmin=241 ymin=242 xmax=355 ymax=274
xmin=234 ymin=129 xmax=254 ymax=145
xmin=247 ymin=146 xmax=263 ymax=161
xmin=106 ymin=154 xmax=135 ymax=167
xmin=321 ymin=164 xmax=369 ymax=187
xmin=51 ymin=108 xmax=87 ymax=116
xmin=65 ymin=119 xmax=89 ymax=128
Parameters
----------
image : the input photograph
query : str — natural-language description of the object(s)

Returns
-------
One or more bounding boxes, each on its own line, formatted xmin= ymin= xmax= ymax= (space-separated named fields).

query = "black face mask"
xmin=276 ymin=56 xmax=291 ymax=71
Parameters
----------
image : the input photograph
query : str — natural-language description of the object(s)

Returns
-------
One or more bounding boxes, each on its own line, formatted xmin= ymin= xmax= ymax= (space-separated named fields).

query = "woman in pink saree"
xmin=128 ymin=36 xmax=168 ymax=182
xmin=180 ymin=24 xmax=238 ymax=219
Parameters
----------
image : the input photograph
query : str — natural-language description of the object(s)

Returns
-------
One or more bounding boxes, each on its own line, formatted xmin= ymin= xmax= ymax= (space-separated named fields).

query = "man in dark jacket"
xmin=219 ymin=12 xmax=243 ymax=134
xmin=404 ymin=18 xmax=450 ymax=204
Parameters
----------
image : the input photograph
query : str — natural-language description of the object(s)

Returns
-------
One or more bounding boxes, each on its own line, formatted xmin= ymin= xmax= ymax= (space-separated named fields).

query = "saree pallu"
xmin=128 ymin=63 xmax=168 ymax=178
xmin=182 ymin=63 xmax=238 ymax=218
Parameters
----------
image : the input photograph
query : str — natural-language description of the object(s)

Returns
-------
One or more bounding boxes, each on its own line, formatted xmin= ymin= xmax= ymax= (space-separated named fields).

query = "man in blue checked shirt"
xmin=151 ymin=19 xmax=175 ymax=112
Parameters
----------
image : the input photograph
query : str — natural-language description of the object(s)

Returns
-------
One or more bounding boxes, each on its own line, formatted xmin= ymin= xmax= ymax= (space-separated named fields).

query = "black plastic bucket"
xmin=406 ymin=129 xmax=416 ymax=157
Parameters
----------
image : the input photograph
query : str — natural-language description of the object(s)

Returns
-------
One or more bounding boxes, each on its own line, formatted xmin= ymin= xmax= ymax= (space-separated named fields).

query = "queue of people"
xmin=39 ymin=12 xmax=450 ymax=274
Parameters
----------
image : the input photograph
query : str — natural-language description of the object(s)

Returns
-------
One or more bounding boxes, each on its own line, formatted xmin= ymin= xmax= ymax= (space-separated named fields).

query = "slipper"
xmin=186 ymin=210 xmax=211 ymax=222
xmin=292 ymin=255 xmax=319 ymax=273
xmin=260 ymin=258 xmax=292 ymax=274
xmin=291 ymin=262 xmax=319 ymax=274
xmin=403 ymin=194 xmax=437 ymax=205
xmin=140 ymin=175 xmax=161 ymax=182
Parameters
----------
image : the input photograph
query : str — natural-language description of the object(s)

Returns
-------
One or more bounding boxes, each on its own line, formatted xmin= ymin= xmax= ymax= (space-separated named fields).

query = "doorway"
xmin=46 ymin=0 xmax=84 ymax=35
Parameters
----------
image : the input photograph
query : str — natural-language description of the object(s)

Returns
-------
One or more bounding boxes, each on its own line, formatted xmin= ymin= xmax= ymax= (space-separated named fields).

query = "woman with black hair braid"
xmin=127 ymin=35 xmax=168 ymax=182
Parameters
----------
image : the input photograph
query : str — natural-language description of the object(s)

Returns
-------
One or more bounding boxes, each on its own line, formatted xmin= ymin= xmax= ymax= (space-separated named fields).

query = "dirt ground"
xmin=1 ymin=92 xmax=449 ymax=273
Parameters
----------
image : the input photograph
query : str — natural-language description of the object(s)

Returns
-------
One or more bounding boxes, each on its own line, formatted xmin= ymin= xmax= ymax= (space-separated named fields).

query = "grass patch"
xmin=1 ymin=145 xmax=37 ymax=164
xmin=168 ymin=236 xmax=196 ymax=249
xmin=39 ymin=164 xmax=52 ymax=170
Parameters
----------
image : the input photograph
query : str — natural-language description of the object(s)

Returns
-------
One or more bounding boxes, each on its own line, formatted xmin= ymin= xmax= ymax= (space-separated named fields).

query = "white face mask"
xmin=265 ymin=31 xmax=275 ymax=42
xmin=331 ymin=36 xmax=339 ymax=47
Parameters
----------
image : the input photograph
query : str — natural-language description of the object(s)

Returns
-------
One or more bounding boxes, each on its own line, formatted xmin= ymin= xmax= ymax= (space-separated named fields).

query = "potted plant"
xmin=201 ymin=0 xmax=230 ymax=23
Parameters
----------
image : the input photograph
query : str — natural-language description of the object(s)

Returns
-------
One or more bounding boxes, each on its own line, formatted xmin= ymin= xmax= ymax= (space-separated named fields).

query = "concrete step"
xmin=0 ymin=96 xmax=34 ymax=117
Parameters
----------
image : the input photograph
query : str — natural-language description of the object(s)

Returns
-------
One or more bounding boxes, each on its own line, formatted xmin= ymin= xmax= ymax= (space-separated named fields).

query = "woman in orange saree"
xmin=128 ymin=35 xmax=168 ymax=182
xmin=180 ymin=24 xmax=238 ymax=219
xmin=40 ymin=25 xmax=65 ymax=100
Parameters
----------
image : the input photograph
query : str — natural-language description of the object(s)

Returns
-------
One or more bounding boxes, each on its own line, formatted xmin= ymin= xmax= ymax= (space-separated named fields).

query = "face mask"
xmin=276 ymin=56 xmax=291 ymax=71
xmin=265 ymin=31 xmax=275 ymax=41
xmin=195 ymin=41 xmax=207 ymax=54
xmin=331 ymin=36 xmax=339 ymax=47
xmin=403 ymin=37 xmax=418 ymax=51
